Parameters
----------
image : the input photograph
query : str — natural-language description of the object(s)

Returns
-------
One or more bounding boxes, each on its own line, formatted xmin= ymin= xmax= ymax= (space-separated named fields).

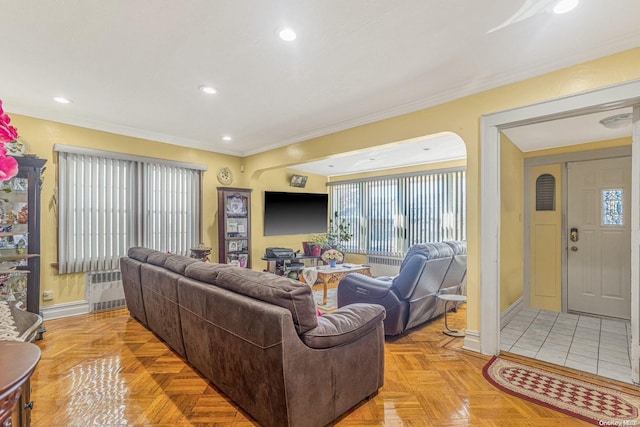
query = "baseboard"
xmin=462 ymin=329 xmax=480 ymax=353
xmin=41 ymin=300 xmax=90 ymax=320
xmin=500 ymin=297 xmax=523 ymax=329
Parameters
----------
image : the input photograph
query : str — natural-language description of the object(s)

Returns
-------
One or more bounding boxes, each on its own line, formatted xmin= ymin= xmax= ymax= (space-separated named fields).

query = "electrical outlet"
xmin=43 ymin=290 xmax=54 ymax=301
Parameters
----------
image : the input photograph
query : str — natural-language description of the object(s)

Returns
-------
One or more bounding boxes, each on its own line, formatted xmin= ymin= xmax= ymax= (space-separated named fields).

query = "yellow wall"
xmin=250 ymin=168 xmax=327 ymax=271
xmin=8 ymin=47 xmax=640 ymax=333
xmin=10 ymin=114 xmax=241 ymax=306
xmin=242 ymin=47 xmax=640 ymax=333
xmin=500 ymin=134 xmax=524 ymax=313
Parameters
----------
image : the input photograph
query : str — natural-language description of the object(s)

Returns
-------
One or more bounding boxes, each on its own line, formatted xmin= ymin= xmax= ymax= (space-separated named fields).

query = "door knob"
xmin=571 ymin=246 xmax=578 ymax=252
xmin=570 ymin=227 xmax=579 ymax=242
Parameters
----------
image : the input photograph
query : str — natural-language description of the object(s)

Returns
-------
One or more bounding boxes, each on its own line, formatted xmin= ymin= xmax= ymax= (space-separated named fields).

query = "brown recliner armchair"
xmin=337 ymin=241 xmax=467 ymax=336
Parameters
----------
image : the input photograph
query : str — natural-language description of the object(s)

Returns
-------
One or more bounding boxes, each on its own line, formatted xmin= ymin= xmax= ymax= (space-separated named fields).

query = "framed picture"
xmin=226 ymin=195 xmax=248 ymax=217
xmin=290 ymin=174 xmax=308 ymax=188
xmin=228 ymin=241 xmax=238 ymax=252
xmin=237 ymin=224 xmax=246 ymax=233
xmin=227 ymin=221 xmax=238 ymax=233
xmin=238 ymin=254 xmax=248 ymax=268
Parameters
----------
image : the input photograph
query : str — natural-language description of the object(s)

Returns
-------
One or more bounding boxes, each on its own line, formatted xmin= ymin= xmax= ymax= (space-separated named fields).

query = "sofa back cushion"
xmin=127 ymin=247 xmax=158 ymax=263
xmin=215 ymin=268 xmax=318 ymax=334
xmin=392 ymin=242 xmax=454 ymax=299
xmin=165 ymin=255 xmax=199 ymax=275
xmin=184 ymin=262 xmax=233 ymax=284
xmin=147 ymin=251 xmax=173 ymax=268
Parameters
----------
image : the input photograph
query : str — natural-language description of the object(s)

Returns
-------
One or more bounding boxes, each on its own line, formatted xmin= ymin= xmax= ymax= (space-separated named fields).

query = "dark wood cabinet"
xmin=217 ymin=187 xmax=252 ymax=268
xmin=0 ymin=342 xmax=41 ymax=427
xmin=0 ymin=156 xmax=46 ymax=315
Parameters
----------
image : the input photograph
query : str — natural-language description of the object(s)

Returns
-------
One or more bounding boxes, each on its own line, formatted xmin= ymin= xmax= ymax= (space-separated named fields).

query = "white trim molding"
xmin=41 ymin=301 xmax=90 ymax=320
xmin=463 ymin=330 xmax=481 ymax=353
xmin=500 ymin=297 xmax=524 ymax=329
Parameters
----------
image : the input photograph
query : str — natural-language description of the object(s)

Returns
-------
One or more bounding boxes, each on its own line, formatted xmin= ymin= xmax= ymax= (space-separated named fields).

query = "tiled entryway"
xmin=501 ymin=307 xmax=633 ymax=384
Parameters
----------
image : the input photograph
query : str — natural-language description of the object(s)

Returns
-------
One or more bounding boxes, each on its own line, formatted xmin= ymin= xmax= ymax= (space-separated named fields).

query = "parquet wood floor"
xmin=30 ymin=305 xmax=592 ymax=426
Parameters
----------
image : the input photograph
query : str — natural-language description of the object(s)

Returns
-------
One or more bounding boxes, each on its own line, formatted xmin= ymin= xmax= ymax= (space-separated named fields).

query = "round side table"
xmin=437 ymin=294 xmax=467 ymax=337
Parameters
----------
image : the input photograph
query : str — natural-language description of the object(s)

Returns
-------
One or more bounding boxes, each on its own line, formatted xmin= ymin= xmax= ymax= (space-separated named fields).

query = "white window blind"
xmin=56 ymin=146 xmax=204 ymax=273
xmin=329 ymin=168 xmax=466 ymax=256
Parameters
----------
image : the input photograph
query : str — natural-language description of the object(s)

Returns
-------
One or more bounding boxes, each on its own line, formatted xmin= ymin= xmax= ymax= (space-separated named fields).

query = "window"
xmin=55 ymin=145 xmax=206 ymax=273
xmin=535 ymin=174 xmax=556 ymax=211
xmin=602 ymin=189 xmax=623 ymax=226
xmin=329 ymin=168 xmax=466 ymax=256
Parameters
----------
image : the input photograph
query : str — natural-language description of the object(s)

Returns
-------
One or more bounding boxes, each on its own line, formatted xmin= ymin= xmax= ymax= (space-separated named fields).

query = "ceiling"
xmin=2 ymin=1 xmax=639 ymax=172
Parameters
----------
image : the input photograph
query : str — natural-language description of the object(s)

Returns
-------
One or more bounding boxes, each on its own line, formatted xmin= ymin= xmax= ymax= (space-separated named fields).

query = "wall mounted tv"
xmin=264 ymin=191 xmax=328 ymax=236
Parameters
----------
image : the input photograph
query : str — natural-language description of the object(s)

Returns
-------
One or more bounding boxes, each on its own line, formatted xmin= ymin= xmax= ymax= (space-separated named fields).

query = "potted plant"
xmin=309 ymin=233 xmax=329 ymax=256
xmin=327 ymin=211 xmax=353 ymax=251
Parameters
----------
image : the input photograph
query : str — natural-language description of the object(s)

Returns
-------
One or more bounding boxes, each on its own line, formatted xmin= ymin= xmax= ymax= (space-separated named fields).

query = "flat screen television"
xmin=264 ymin=191 xmax=328 ymax=236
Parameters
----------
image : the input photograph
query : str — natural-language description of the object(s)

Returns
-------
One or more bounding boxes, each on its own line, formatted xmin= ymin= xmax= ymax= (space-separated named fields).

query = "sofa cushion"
xmin=399 ymin=242 xmax=453 ymax=270
xmin=147 ymin=252 xmax=173 ymax=267
xmin=127 ymin=247 xmax=158 ymax=263
xmin=215 ymin=268 xmax=318 ymax=334
xmin=165 ymin=255 xmax=199 ymax=275
xmin=184 ymin=262 xmax=233 ymax=285
xmin=300 ymin=303 xmax=385 ymax=349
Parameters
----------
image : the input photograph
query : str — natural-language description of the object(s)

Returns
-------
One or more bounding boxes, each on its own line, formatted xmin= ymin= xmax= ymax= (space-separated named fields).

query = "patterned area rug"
xmin=313 ymin=288 xmax=337 ymax=312
xmin=483 ymin=356 xmax=640 ymax=425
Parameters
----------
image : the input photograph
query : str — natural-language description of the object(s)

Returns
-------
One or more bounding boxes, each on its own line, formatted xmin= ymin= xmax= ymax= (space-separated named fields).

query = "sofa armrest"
xmin=300 ymin=303 xmax=385 ymax=349
xmin=338 ymin=273 xmax=394 ymax=299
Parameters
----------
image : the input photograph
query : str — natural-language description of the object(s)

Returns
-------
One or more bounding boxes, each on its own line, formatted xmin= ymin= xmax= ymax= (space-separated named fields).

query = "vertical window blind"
xmin=56 ymin=146 xmax=205 ymax=273
xmin=329 ymin=168 xmax=465 ymax=256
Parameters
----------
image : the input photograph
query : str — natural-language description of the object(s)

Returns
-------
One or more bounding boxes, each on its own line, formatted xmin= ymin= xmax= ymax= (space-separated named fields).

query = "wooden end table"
xmin=306 ymin=265 xmax=372 ymax=306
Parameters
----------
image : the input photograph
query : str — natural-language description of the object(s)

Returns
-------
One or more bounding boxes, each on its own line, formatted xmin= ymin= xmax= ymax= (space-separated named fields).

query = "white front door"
xmin=567 ymin=156 xmax=631 ymax=320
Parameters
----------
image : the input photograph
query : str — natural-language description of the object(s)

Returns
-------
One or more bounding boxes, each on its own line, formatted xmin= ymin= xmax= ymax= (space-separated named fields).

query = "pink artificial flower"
xmin=0 ymin=100 xmax=19 ymax=143
xmin=0 ymin=123 xmax=18 ymax=144
xmin=0 ymin=154 xmax=18 ymax=181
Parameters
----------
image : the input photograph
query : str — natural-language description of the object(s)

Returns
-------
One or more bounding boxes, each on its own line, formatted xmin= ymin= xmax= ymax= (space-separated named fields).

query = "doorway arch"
xmin=479 ymin=79 xmax=640 ymax=383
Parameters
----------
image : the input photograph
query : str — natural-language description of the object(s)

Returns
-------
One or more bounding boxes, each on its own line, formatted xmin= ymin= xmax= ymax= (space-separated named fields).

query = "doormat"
xmin=483 ymin=356 xmax=640 ymax=425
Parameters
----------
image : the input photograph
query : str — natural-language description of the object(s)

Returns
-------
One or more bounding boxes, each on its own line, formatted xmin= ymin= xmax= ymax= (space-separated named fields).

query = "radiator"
xmin=366 ymin=255 xmax=403 ymax=277
xmin=85 ymin=270 xmax=126 ymax=313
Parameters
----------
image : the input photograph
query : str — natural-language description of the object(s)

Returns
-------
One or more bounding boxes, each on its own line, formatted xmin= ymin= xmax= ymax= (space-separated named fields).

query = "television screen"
xmin=264 ymin=191 xmax=328 ymax=236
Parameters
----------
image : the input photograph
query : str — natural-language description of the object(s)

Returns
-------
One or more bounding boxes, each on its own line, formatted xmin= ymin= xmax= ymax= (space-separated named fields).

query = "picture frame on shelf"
xmin=238 ymin=254 xmax=248 ymax=268
xmin=228 ymin=241 xmax=238 ymax=252
xmin=226 ymin=195 xmax=248 ymax=217
xmin=227 ymin=221 xmax=238 ymax=233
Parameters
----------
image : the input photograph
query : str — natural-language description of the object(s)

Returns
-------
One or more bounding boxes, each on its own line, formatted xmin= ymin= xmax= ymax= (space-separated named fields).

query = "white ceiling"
xmin=2 ymin=0 xmax=639 ymax=166
xmin=503 ymin=107 xmax=633 ymax=152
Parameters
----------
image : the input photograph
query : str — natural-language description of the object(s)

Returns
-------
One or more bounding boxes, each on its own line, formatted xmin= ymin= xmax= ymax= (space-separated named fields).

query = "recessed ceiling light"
xmin=369 ymin=158 xmax=376 ymax=161
xmin=221 ymin=135 xmax=232 ymax=142
xmin=599 ymin=113 xmax=633 ymax=129
xmin=423 ymin=148 xmax=431 ymax=151
xmin=328 ymin=165 xmax=334 ymax=168
xmin=279 ymin=27 xmax=297 ymax=41
xmin=199 ymin=85 xmax=217 ymax=95
xmin=553 ymin=0 xmax=579 ymax=14
xmin=53 ymin=96 xmax=72 ymax=104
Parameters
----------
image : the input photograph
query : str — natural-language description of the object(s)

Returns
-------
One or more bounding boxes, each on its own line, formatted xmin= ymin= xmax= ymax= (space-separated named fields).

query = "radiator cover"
xmin=365 ymin=255 xmax=402 ymax=277
xmin=85 ymin=270 xmax=126 ymax=312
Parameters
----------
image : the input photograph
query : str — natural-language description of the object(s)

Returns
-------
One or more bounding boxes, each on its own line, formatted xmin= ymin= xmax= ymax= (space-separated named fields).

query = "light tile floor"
xmin=501 ymin=307 xmax=633 ymax=384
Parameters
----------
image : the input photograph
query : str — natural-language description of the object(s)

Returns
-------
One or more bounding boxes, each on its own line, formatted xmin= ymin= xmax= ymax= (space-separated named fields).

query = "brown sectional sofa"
xmin=120 ymin=247 xmax=386 ymax=427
